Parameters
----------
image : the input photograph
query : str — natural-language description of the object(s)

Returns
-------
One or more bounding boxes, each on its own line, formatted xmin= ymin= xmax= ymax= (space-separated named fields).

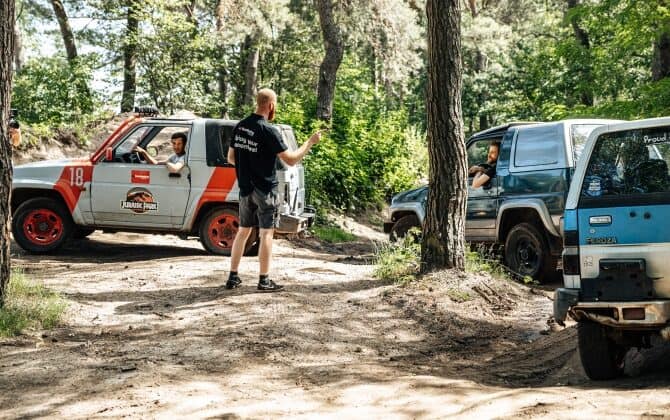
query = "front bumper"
xmin=554 ymin=288 xmax=670 ymax=329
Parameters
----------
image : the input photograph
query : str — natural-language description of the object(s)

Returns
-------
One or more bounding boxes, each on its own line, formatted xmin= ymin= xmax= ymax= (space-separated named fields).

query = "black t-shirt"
xmin=478 ymin=162 xmax=497 ymax=187
xmin=480 ymin=162 xmax=496 ymax=179
xmin=231 ymin=114 xmax=288 ymax=195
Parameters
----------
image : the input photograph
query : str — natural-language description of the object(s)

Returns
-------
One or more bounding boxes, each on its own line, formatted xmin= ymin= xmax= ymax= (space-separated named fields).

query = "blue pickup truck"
xmin=384 ymin=119 xmax=621 ymax=282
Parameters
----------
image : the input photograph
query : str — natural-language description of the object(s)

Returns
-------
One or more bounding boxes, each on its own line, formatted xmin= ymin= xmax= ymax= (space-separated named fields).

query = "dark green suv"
xmin=384 ymin=119 xmax=621 ymax=282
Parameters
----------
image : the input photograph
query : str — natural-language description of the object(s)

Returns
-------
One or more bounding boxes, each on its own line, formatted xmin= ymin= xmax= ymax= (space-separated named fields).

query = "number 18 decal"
xmin=69 ymin=167 xmax=85 ymax=187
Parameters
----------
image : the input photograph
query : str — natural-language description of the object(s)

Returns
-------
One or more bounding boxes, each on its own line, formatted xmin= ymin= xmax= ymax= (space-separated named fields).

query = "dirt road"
xmin=2 ymin=226 xmax=670 ymax=419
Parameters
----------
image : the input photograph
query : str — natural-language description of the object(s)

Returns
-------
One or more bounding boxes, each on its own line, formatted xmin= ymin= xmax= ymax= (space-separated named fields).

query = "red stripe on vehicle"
xmin=195 ymin=167 xmax=237 ymax=213
xmin=54 ymin=161 xmax=94 ymax=213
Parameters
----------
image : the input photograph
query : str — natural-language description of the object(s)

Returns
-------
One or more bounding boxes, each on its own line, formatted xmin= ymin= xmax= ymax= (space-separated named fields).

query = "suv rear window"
xmin=514 ymin=124 xmax=562 ymax=167
xmin=580 ymin=127 xmax=670 ymax=205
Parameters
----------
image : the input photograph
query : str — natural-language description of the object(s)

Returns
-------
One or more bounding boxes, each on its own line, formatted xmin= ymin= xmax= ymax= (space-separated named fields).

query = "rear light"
xmin=563 ymin=247 xmax=580 ymax=276
xmin=564 ymin=229 xmax=578 ymax=246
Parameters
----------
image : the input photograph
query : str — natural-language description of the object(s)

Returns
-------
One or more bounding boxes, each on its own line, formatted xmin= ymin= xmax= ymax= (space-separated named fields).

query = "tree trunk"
xmin=215 ymin=0 xmax=228 ymax=117
xmin=121 ymin=0 xmax=139 ymax=113
xmin=467 ymin=0 xmax=477 ymax=17
xmin=0 ymin=1 xmax=15 ymax=306
xmin=316 ymin=0 xmax=344 ymax=121
xmin=50 ymin=0 xmax=77 ymax=62
xmin=652 ymin=30 xmax=670 ymax=81
xmin=242 ymin=34 xmax=259 ymax=108
xmin=422 ymin=0 xmax=468 ymax=271
xmin=566 ymin=0 xmax=593 ymax=106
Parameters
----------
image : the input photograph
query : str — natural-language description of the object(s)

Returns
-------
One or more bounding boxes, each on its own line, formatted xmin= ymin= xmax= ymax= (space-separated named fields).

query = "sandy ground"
xmin=2 ymin=223 xmax=670 ymax=419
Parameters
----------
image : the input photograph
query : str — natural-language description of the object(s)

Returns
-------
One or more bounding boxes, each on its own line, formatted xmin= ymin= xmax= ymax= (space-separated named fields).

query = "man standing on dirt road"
xmin=226 ymin=88 xmax=322 ymax=292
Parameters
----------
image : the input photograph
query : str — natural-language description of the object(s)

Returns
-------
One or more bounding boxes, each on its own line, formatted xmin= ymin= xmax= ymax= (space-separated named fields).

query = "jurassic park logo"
xmin=121 ymin=187 xmax=159 ymax=213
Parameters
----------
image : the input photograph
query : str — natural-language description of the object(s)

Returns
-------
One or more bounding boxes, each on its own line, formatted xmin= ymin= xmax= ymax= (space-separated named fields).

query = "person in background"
xmin=225 ymin=88 xmax=322 ymax=292
xmin=469 ymin=142 xmax=500 ymax=189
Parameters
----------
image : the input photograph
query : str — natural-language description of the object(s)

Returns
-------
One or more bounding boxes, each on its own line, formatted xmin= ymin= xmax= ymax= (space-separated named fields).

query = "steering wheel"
xmin=121 ymin=151 xmax=145 ymax=164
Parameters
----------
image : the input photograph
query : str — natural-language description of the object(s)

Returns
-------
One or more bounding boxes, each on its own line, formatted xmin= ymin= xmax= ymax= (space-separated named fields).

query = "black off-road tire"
xmin=578 ymin=322 xmax=627 ymax=380
xmin=504 ymin=222 xmax=557 ymax=282
xmin=12 ymin=197 xmax=74 ymax=253
xmin=199 ymin=207 xmax=258 ymax=256
xmin=72 ymin=227 xmax=96 ymax=240
xmin=390 ymin=214 xmax=421 ymax=242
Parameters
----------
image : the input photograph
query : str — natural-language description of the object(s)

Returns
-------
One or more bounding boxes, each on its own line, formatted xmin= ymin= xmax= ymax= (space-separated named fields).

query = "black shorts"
xmin=239 ymin=188 xmax=279 ymax=229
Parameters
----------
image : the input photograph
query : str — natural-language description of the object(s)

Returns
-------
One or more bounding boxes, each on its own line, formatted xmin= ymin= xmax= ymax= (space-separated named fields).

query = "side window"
xmin=514 ymin=125 xmax=562 ymax=167
xmin=144 ymin=126 xmax=190 ymax=162
xmin=220 ymin=126 xmax=233 ymax=163
xmin=571 ymin=124 xmax=601 ymax=163
xmin=205 ymin=122 xmax=233 ymax=167
xmin=467 ymin=140 xmax=492 ymax=172
xmin=114 ymin=126 xmax=151 ymax=158
xmin=581 ymin=128 xmax=670 ymax=200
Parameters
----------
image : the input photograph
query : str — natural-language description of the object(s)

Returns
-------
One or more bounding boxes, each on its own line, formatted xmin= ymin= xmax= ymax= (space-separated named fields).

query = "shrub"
xmin=0 ymin=271 xmax=68 ymax=337
xmin=374 ymin=231 xmax=421 ymax=284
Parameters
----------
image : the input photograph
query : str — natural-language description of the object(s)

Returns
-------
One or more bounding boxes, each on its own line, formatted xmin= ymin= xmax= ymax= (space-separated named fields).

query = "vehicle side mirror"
xmin=105 ymin=147 xmax=113 ymax=161
xmin=147 ymin=146 xmax=158 ymax=157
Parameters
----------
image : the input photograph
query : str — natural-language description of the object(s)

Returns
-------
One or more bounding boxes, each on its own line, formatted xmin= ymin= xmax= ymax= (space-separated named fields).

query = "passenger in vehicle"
xmin=134 ymin=132 xmax=187 ymax=173
xmin=469 ymin=141 xmax=500 ymax=188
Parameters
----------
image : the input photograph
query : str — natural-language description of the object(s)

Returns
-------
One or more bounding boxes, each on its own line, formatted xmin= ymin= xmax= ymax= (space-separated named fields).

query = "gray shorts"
xmin=239 ymin=188 xmax=279 ymax=229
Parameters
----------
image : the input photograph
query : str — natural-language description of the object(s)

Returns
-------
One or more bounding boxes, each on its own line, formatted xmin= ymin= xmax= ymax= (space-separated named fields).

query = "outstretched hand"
xmin=309 ymin=130 xmax=325 ymax=145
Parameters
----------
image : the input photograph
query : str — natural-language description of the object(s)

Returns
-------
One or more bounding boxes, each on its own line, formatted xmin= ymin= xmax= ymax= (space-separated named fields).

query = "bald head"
xmin=255 ymin=88 xmax=278 ymax=121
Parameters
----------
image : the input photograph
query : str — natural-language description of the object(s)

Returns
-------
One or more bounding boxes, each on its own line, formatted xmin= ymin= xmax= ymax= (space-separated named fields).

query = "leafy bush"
xmin=12 ymin=56 xmax=96 ymax=125
xmin=278 ymin=57 xmax=427 ymax=211
xmin=0 ymin=271 xmax=68 ymax=337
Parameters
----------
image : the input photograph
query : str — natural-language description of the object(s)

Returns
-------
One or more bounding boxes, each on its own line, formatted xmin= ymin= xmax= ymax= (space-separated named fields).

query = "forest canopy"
xmin=12 ymin=0 xmax=670 ymax=209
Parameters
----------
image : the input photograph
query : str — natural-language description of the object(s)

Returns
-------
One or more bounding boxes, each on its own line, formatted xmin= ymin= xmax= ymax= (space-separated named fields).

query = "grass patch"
xmin=465 ymin=245 xmax=510 ymax=279
xmin=310 ymin=225 xmax=357 ymax=244
xmin=446 ymin=288 xmax=472 ymax=302
xmin=0 ymin=271 xmax=67 ymax=337
xmin=374 ymin=233 xmax=421 ymax=284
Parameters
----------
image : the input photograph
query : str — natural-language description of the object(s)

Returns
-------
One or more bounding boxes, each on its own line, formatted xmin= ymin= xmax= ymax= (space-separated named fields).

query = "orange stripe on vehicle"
xmin=195 ymin=167 xmax=237 ymax=213
xmin=54 ymin=161 xmax=94 ymax=213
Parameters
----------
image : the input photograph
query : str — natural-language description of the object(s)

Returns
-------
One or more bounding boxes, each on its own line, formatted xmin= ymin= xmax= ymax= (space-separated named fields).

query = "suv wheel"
xmin=390 ymin=214 xmax=421 ymax=241
xmin=72 ymin=227 xmax=96 ymax=240
xmin=199 ymin=207 xmax=258 ymax=256
xmin=12 ymin=197 xmax=73 ymax=253
xmin=504 ymin=222 xmax=556 ymax=282
xmin=578 ymin=322 xmax=627 ymax=380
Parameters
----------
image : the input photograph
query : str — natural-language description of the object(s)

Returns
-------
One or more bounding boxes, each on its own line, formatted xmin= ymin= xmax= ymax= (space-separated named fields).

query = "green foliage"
xmin=12 ymin=56 xmax=96 ymax=124
xmin=374 ymin=231 xmax=421 ymax=284
xmin=294 ymin=56 xmax=428 ymax=210
xmin=310 ymin=225 xmax=357 ymax=244
xmin=0 ymin=271 xmax=68 ymax=337
xmin=465 ymin=246 xmax=509 ymax=279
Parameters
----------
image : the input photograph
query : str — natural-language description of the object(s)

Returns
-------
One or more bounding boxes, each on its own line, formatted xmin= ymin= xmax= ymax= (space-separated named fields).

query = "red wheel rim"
xmin=207 ymin=212 xmax=239 ymax=250
xmin=23 ymin=209 xmax=64 ymax=246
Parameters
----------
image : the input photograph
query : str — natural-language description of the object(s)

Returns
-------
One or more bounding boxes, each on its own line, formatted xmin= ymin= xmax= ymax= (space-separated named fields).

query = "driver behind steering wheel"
xmin=134 ymin=132 xmax=187 ymax=174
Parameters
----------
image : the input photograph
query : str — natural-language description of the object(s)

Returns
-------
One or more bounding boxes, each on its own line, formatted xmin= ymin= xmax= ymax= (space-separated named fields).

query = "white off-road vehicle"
xmin=555 ymin=117 xmax=670 ymax=380
xmin=11 ymin=109 xmax=314 ymax=255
